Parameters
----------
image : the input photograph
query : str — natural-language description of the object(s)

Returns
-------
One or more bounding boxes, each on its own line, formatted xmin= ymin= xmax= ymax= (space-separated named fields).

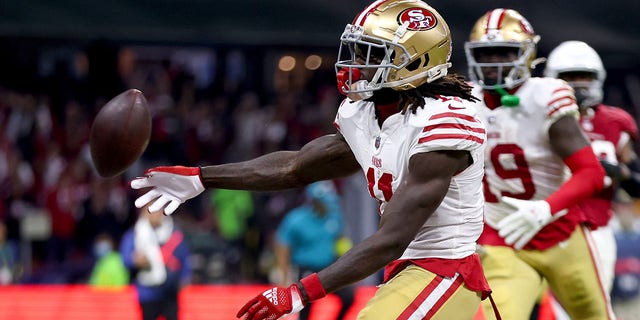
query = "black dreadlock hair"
xmin=398 ymin=73 xmax=479 ymax=114
xmin=366 ymin=73 xmax=479 ymax=120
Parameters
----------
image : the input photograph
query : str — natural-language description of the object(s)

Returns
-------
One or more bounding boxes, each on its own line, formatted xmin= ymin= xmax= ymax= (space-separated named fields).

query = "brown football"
xmin=90 ymin=89 xmax=151 ymax=178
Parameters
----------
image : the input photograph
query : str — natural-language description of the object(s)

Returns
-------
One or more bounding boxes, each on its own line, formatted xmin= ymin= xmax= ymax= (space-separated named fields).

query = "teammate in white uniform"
xmin=130 ymin=1 xmax=492 ymax=319
xmin=464 ymin=8 xmax=615 ymax=320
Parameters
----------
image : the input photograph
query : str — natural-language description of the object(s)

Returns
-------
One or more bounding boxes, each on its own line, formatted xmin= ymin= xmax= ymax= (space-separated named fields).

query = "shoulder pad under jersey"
xmin=408 ymin=96 xmax=473 ymax=128
xmin=337 ymin=98 xmax=366 ymax=119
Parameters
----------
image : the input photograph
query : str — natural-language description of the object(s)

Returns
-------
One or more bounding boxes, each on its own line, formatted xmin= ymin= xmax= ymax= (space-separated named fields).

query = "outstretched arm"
xmin=131 ymin=133 xmax=360 ymax=215
xmin=201 ymin=133 xmax=360 ymax=190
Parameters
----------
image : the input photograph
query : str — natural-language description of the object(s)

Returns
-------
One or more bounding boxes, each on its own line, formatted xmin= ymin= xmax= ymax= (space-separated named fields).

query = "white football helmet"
xmin=335 ymin=0 xmax=452 ymax=98
xmin=464 ymin=8 xmax=540 ymax=90
xmin=544 ymin=40 xmax=606 ymax=109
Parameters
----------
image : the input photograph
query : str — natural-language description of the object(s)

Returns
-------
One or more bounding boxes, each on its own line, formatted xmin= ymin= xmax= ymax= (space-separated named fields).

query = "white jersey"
xmin=334 ymin=95 xmax=486 ymax=259
xmin=472 ymin=78 xmax=579 ymax=229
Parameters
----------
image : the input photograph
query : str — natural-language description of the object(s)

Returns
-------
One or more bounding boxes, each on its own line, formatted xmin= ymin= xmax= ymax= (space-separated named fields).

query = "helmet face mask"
xmin=544 ymin=41 xmax=606 ymax=109
xmin=465 ymin=41 xmax=536 ymax=89
xmin=336 ymin=24 xmax=412 ymax=94
xmin=567 ymin=80 xmax=600 ymax=110
xmin=464 ymin=8 xmax=540 ymax=90
xmin=335 ymin=0 xmax=453 ymax=97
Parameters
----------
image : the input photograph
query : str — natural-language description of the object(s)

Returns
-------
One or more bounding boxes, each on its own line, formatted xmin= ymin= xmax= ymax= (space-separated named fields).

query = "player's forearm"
xmin=200 ymin=151 xmax=306 ymax=191
xmin=316 ymin=214 xmax=411 ymax=293
xmin=317 ymin=233 xmax=405 ymax=293
xmin=200 ymin=134 xmax=359 ymax=191
xmin=317 ymin=183 xmax=441 ymax=293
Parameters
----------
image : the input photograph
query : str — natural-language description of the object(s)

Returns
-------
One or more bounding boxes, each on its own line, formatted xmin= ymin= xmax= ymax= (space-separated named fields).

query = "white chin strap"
xmin=347 ymin=80 xmax=374 ymax=101
xmin=384 ymin=63 xmax=451 ymax=88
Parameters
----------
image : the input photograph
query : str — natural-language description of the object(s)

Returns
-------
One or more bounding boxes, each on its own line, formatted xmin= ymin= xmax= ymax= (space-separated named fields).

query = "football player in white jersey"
xmin=131 ymin=1 xmax=492 ymax=319
xmin=464 ymin=8 xmax=615 ymax=320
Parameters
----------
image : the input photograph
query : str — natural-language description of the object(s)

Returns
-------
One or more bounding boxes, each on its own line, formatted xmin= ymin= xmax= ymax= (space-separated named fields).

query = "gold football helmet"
xmin=335 ymin=0 xmax=452 ymax=97
xmin=464 ymin=8 xmax=541 ymax=90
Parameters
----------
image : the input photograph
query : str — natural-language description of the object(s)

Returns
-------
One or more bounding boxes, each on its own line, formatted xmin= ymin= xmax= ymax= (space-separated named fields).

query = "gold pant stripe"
xmin=357 ymin=266 xmax=481 ymax=320
xmin=397 ymin=273 xmax=462 ymax=319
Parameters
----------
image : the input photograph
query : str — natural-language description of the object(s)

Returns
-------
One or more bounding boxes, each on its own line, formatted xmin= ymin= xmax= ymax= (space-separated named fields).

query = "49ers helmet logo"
xmin=397 ymin=8 xmax=437 ymax=31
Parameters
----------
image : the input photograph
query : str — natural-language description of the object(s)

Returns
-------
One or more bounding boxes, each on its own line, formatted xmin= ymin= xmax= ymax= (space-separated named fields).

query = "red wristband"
xmin=546 ymin=146 xmax=605 ymax=213
xmin=144 ymin=165 xmax=200 ymax=176
xmin=299 ymin=273 xmax=327 ymax=302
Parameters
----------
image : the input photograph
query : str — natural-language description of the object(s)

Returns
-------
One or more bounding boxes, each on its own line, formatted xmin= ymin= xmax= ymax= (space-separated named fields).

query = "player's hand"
xmin=130 ymin=166 xmax=205 ymax=215
xmin=497 ymin=197 xmax=567 ymax=250
xmin=236 ymin=284 xmax=305 ymax=320
xmin=237 ymin=273 xmax=326 ymax=320
xmin=133 ymin=252 xmax=151 ymax=269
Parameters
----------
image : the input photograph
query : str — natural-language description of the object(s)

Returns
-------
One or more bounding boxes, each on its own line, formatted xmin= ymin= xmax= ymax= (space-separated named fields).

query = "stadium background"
xmin=0 ymin=1 xmax=638 ymax=319
xmin=2 ymin=0 xmax=640 ymax=109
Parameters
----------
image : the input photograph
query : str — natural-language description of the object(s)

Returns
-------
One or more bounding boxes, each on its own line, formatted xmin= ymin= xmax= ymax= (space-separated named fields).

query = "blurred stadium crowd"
xmin=0 ymin=39 xmax=378 ymax=286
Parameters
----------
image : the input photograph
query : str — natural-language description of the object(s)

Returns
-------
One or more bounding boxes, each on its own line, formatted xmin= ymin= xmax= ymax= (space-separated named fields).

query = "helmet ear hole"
xmin=406 ymin=58 xmax=423 ymax=72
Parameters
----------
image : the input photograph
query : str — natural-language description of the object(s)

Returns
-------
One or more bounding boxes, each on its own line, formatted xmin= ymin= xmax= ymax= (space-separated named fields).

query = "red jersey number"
xmin=483 ymin=144 xmax=536 ymax=202
xmin=367 ymin=167 xmax=393 ymax=202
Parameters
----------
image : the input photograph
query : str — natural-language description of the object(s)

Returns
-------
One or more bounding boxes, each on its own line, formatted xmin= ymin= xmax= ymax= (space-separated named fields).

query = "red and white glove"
xmin=497 ymin=197 xmax=567 ymax=250
xmin=130 ymin=166 xmax=205 ymax=215
xmin=237 ymin=273 xmax=326 ymax=320
xmin=236 ymin=284 xmax=304 ymax=320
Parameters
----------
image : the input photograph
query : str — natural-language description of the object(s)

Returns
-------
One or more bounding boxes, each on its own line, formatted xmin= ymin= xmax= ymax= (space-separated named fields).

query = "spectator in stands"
xmin=611 ymin=195 xmax=640 ymax=318
xmin=0 ymin=220 xmax=19 ymax=284
xmin=210 ymin=188 xmax=254 ymax=282
xmin=275 ymin=181 xmax=355 ymax=320
xmin=88 ymin=232 xmax=129 ymax=287
xmin=77 ymin=178 xmax=129 ymax=255
xmin=45 ymin=159 xmax=90 ymax=265
xmin=120 ymin=205 xmax=192 ymax=320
